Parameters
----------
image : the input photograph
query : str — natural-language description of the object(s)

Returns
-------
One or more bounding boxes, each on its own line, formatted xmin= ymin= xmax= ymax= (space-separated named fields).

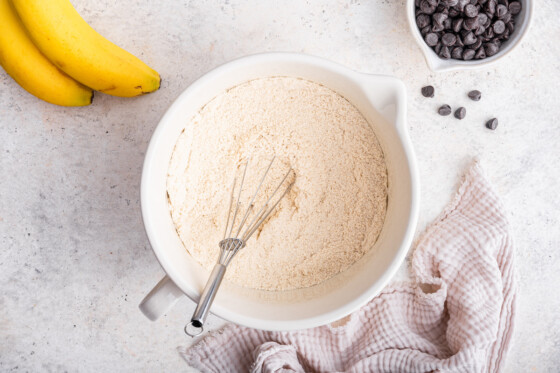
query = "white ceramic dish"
xmin=138 ymin=53 xmax=419 ymax=331
xmin=407 ymin=0 xmax=533 ymax=72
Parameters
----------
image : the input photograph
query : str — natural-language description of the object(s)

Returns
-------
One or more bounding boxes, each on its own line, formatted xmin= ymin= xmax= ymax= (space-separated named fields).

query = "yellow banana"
xmin=0 ymin=0 xmax=93 ymax=107
xmin=11 ymin=0 xmax=160 ymax=97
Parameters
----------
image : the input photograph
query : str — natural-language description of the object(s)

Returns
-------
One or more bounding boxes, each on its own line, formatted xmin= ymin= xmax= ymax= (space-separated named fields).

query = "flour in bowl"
xmin=167 ymin=77 xmax=387 ymax=291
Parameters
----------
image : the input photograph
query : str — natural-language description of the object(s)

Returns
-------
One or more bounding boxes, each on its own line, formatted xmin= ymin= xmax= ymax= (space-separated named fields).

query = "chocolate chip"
xmin=501 ymin=12 xmax=512 ymax=23
xmin=449 ymin=7 xmax=460 ymax=17
xmin=463 ymin=17 xmax=479 ymax=30
xmin=477 ymin=13 xmax=489 ymax=26
xmin=435 ymin=42 xmax=443 ymax=54
xmin=475 ymin=47 xmax=487 ymax=59
xmin=454 ymin=107 xmax=466 ymax=119
xmin=493 ymin=20 xmax=506 ymax=34
xmin=425 ymin=32 xmax=440 ymax=46
xmin=417 ymin=14 xmax=431 ymax=28
xmin=496 ymin=4 xmax=508 ymax=17
xmin=443 ymin=18 xmax=453 ymax=30
xmin=484 ymin=42 xmax=500 ymax=56
xmin=475 ymin=25 xmax=486 ymax=36
xmin=421 ymin=25 xmax=432 ymax=35
xmin=436 ymin=3 xmax=449 ymax=13
xmin=433 ymin=12 xmax=448 ymax=25
xmin=432 ymin=22 xmax=445 ymax=32
xmin=507 ymin=21 xmax=515 ymax=33
xmin=441 ymin=0 xmax=459 ymax=6
xmin=438 ymin=104 xmax=452 ymax=116
xmin=453 ymin=18 xmax=464 ymax=32
xmin=463 ymin=31 xmax=477 ymax=45
xmin=464 ymin=4 xmax=479 ymax=17
xmin=420 ymin=0 xmax=437 ymax=14
xmin=463 ymin=48 xmax=476 ymax=60
xmin=421 ymin=85 xmax=435 ymax=98
xmin=468 ymin=90 xmax=482 ymax=101
xmin=452 ymin=47 xmax=464 ymax=59
xmin=440 ymin=46 xmax=452 ymax=59
xmin=442 ymin=33 xmax=457 ymax=46
xmin=458 ymin=0 xmax=470 ymax=10
xmin=471 ymin=36 xmax=483 ymax=50
xmin=509 ymin=1 xmax=522 ymax=15
xmin=486 ymin=0 xmax=497 ymax=14
xmin=485 ymin=118 xmax=499 ymax=130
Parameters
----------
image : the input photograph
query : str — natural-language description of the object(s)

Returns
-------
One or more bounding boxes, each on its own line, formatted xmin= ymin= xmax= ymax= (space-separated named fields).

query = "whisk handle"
xmin=185 ymin=263 xmax=227 ymax=337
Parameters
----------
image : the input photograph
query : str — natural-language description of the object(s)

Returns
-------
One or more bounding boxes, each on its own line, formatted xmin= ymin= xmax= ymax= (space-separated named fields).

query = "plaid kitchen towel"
xmin=182 ymin=162 xmax=516 ymax=373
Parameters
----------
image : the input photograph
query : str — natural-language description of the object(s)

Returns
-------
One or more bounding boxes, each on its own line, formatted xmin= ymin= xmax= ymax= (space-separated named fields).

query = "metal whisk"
xmin=184 ymin=157 xmax=294 ymax=337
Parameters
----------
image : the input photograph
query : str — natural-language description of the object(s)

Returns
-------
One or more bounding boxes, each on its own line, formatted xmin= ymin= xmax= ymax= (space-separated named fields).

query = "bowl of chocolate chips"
xmin=408 ymin=0 xmax=532 ymax=71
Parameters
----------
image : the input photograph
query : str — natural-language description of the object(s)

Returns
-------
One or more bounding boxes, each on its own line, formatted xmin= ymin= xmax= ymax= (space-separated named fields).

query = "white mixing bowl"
xmin=139 ymin=53 xmax=419 ymax=331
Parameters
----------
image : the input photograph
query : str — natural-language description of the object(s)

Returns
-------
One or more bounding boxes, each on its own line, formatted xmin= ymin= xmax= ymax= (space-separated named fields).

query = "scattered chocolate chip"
xmin=438 ymin=104 xmax=452 ymax=116
xmin=509 ymin=1 xmax=522 ymax=15
xmin=485 ymin=118 xmax=499 ymax=130
xmin=454 ymin=107 xmax=466 ymax=119
xmin=468 ymin=90 xmax=482 ymax=101
xmin=421 ymin=85 xmax=435 ymax=98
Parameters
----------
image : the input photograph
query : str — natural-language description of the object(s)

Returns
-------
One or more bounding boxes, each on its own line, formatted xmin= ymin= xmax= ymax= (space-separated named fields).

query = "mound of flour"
xmin=167 ymin=77 xmax=387 ymax=291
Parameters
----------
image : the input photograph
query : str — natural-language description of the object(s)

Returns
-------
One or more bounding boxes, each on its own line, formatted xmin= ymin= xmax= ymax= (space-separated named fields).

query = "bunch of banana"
xmin=0 ymin=0 xmax=160 ymax=107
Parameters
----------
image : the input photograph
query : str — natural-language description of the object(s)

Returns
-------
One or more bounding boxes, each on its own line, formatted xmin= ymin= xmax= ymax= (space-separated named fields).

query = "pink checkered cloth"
xmin=182 ymin=162 xmax=516 ymax=373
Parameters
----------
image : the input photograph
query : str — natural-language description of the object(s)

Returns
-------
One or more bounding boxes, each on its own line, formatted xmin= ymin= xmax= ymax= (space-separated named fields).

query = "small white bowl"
xmin=138 ymin=53 xmax=419 ymax=331
xmin=407 ymin=0 xmax=533 ymax=72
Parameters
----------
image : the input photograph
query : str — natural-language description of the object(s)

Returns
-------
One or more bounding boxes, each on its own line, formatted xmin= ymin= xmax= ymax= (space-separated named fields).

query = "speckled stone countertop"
xmin=1 ymin=0 xmax=559 ymax=371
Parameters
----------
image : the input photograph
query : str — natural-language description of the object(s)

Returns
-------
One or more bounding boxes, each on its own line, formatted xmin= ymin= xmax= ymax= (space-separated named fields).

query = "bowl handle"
xmin=355 ymin=74 xmax=408 ymax=133
xmin=139 ymin=275 xmax=184 ymax=321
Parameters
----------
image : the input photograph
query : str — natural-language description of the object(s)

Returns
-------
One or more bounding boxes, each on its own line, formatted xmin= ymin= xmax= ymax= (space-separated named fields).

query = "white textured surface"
xmin=0 ymin=0 xmax=558 ymax=371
